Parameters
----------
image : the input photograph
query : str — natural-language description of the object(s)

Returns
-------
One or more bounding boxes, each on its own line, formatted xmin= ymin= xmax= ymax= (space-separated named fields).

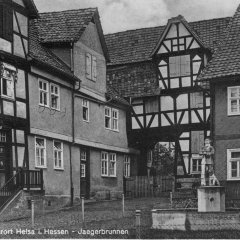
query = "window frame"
xmin=112 ymin=108 xmax=119 ymax=131
xmin=82 ymin=99 xmax=89 ymax=122
xmin=228 ymin=86 xmax=240 ymax=116
xmin=85 ymin=53 xmax=97 ymax=81
xmin=50 ymin=83 xmax=60 ymax=111
xmin=53 ymin=140 xmax=64 ymax=170
xmin=1 ymin=67 xmax=15 ymax=100
xmin=227 ymin=148 xmax=240 ymax=180
xmin=81 ymin=149 xmax=87 ymax=161
xmin=35 ymin=137 xmax=47 ymax=168
xmin=105 ymin=107 xmax=111 ymax=129
xmin=124 ymin=155 xmax=131 ymax=178
xmin=191 ymin=155 xmax=202 ymax=174
xmin=80 ymin=163 xmax=86 ymax=178
xmin=39 ymin=79 xmax=49 ymax=107
xmin=109 ymin=153 xmax=117 ymax=177
xmin=101 ymin=151 xmax=108 ymax=177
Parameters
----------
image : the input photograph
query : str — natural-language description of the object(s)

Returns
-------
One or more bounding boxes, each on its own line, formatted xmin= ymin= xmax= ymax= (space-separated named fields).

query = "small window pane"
xmin=231 ymin=100 xmax=238 ymax=112
xmin=231 ymin=152 xmax=240 ymax=159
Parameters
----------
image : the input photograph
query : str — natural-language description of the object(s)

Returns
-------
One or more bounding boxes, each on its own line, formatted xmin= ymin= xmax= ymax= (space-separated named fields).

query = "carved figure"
xmin=199 ymin=138 xmax=216 ymax=186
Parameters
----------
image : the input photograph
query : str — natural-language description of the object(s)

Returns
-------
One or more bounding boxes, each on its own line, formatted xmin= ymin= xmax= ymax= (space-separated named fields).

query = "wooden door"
xmin=0 ymin=130 xmax=11 ymax=188
xmin=80 ymin=148 xmax=90 ymax=198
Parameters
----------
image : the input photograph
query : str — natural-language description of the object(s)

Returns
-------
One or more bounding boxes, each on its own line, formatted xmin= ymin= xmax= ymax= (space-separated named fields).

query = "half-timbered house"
xmin=198 ymin=5 xmax=240 ymax=196
xmin=106 ymin=15 xmax=231 ymax=180
xmin=0 ymin=3 xmax=139 ymax=213
xmin=0 ymin=0 xmax=39 ymax=193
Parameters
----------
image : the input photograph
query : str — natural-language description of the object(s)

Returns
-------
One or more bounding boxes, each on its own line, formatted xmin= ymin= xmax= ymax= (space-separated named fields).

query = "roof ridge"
xmin=105 ymin=16 xmax=232 ymax=36
xmin=39 ymin=7 xmax=97 ymax=15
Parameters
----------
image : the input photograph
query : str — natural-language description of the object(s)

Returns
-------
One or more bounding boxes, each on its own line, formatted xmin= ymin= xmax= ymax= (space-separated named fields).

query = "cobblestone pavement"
xmin=0 ymin=197 xmax=170 ymax=239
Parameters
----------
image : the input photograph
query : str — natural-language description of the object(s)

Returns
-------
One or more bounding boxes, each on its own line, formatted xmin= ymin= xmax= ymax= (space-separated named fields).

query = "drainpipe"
xmin=69 ymin=41 xmax=75 ymax=206
xmin=69 ymin=41 xmax=81 ymax=206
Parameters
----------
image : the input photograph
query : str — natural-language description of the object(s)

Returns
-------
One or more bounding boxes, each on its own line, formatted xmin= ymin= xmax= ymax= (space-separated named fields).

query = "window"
xmin=105 ymin=107 xmax=111 ymax=129
xmin=105 ymin=107 xmax=119 ymax=131
xmin=112 ymin=109 xmax=119 ymax=131
xmin=39 ymin=79 xmax=49 ymax=107
xmin=109 ymin=153 xmax=116 ymax=177
xmin=124 ymin=156 xmax=131 ymax=177
xmin=50 ymin=84 xmax=60 ymax=110
xmin=81 ymin=149 xmax=87 ymax=178
xmin=39 ymin=79 xmax=61 ymax=110
xmin=86 ymin=53 xmax=97 ymax=81
xmin=0 ymin=131 xmax=6 ymax=142
xmin=191 ymin=156 xmax=202 ymax=174
xmin=81 ymin=149 xmax=87 ymax=161
xmin=101 ymin=152 xmax=117 ymax=177
xmin=227 ymin=149 xmax=240 ymax=180
xmin=169 ymin=55 xmax=191 ymax=77
xmin=81 ymin=164 xmax=86 ymax=178
xmin=228 ymin=87 xmax=240 ymax=115
xmin=101 ymin=152 xmax=108 ymax=176
xmin=35 ymin=137 xmax=46 ymax=168
xmin=1 ymin=68 xmax=15 ymax=99
xmin=0 ymin=4 xmax=13 ymax=42
xmin=53 ymin=141 xmax=63 ymax=170
xmin=82 ymin=99 xmax=89 ymax=122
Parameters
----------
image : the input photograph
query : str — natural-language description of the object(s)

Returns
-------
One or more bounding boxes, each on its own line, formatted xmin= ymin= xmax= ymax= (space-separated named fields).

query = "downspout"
xmin=70 ymin=41 xmax=81 ymax=206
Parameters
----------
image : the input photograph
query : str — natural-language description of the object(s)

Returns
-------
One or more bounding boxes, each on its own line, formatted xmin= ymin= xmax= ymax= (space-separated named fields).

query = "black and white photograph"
xmin=0 ymin=0 xmax=240 ymax=239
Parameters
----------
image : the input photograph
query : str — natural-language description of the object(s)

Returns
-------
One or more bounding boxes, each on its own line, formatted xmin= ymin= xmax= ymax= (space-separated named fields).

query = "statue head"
xmin=204 ymin=138 xmax=211 ymax=147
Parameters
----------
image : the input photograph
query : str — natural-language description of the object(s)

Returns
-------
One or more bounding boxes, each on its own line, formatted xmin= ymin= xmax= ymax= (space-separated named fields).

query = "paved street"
xmin=0 ymin=197 xmax=170 ymax=239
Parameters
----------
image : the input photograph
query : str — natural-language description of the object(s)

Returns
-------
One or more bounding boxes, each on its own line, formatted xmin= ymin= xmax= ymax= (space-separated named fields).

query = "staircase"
xmin=0 ymin=169 xmax=43 ymax=212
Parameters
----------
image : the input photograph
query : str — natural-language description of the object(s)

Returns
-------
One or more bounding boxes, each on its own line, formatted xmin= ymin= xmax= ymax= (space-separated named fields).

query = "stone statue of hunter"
xmin=199 ymin=138 xmax=219 ymax=186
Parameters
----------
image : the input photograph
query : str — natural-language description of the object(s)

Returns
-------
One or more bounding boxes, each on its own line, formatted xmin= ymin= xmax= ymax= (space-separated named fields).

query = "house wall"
xmin=107 ymin=62 xmax=158 ymax=97
xmin=27 ymin=69 xmax=81 ymax=202
xmin=74 ymin=97 xmax=128 ymax=149
xmin=214 ymin=81 xmax=240 ymax=135
xmin=74 ymin=22 xmax=106 ymax=97
xmin=28 ymin=71 xmax=73 ymax=138
xmin=89 ymin=149 xmax=124 ymax=199
xmin=28 ymin=135 xmax=71 ymax=196
xmin=214 ymin=80 xmax=240 ymax=181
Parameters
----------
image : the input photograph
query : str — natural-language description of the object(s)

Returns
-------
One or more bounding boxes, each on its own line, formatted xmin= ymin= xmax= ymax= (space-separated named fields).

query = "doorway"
xmin=80 ymin=148 xmax=90 ymax=198
xmin=0 ymin=130 xmax=11 ymax=188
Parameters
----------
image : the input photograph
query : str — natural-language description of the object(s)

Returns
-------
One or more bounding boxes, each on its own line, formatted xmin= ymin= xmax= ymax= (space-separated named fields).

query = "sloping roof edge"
xmin=23 ymin=0 xmax=39 ymax=18
xmin=150 ymin=15 xmax=208 ymax=57
xmin=92 ymin=9 xmax=110 ymax=62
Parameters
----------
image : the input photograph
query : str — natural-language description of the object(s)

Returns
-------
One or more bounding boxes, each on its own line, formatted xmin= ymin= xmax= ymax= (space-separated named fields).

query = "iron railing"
xmin=0 ymin=169 xmax=43 ymax=211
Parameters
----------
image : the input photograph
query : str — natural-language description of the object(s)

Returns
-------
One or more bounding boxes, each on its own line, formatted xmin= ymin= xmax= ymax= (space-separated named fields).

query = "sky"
xmin=33 ymin=0 xmax=240 ymax=34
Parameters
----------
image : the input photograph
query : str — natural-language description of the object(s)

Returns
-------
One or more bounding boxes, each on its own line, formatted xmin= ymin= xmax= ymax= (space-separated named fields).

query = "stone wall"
xmin=107 ymin=61 xmax=158 ymax=97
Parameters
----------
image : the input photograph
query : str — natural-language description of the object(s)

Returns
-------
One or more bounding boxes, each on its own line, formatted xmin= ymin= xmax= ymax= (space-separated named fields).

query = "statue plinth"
xmin=198 ymin=186 xmax=225 ymax=212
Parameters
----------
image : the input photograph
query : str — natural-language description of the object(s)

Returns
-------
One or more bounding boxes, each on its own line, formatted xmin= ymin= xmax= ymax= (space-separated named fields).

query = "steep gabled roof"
xmin=29 ymin=20 xmax=78 ymax=82
xmin=105 ymin=17 xmax=231 ymax=66
xmin=150 ymin=15 xmax=207 ymax=57
xmin=37 ymin=8 xmax=96 ymax=43
xmin=35 ymin=8 xmax=109 ymax=61
xmin=198 ymin=5 xmax=240 ymax=81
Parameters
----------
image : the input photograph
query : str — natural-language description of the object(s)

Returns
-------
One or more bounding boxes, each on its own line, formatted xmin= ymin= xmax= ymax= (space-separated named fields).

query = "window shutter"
xmin=0 ymin=5 xmax=3 ymax=38
xmin=92 ymin=56 xmax=97 ymax=81
xmin=85 ymin=53 xmax=91 ymax=79
xmin=3 ymin=5 xmax=13 ymax=42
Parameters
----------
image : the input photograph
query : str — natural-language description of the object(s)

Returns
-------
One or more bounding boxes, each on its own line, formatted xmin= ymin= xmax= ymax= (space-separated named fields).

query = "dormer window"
xmin=0 ymin=63 xmax=16 ymax=100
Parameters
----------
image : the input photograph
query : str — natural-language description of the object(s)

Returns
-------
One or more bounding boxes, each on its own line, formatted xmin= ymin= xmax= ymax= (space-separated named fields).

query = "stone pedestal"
xmin=198 ymin=186 xmax=225 ymax=212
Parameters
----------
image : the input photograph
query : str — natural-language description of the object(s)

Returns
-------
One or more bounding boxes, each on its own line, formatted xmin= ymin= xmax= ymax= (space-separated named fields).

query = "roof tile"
xmin=37 ymin=8 xmax=96 ymax=43
xmin=198 ymin=5 xmax=240 ymax=81
xmin=105 ymin=17 xmax=231 ymax=65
